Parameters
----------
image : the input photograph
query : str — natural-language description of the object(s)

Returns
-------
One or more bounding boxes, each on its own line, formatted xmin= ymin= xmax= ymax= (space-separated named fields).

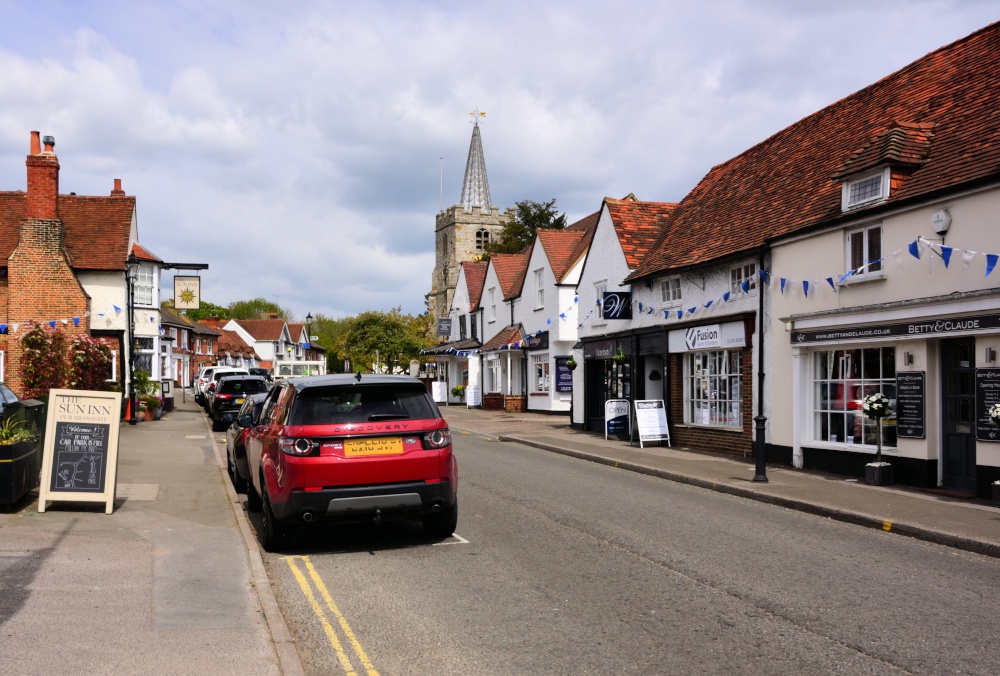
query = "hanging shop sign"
xmin=437 ymin=318 xmax=452 ymax=337
xmin=601 ymin=292 xmax=633 ymax=320
xmin=668 ymin=321 xmax=747 ymax=353
xmin=173 ymin=275 xmax=201 ymax=311
xmin=791 ymin=312 xmax=1000 ymax=345
xmin=554 ymin=357 xmax=574 ymax=393
xmin=895 ymin=371 xmax=925 ymax=439
xmin=526 ymin=331 xmax=549 ymax=350
xmin=975 ymin=368 xmax=1000 ymax=442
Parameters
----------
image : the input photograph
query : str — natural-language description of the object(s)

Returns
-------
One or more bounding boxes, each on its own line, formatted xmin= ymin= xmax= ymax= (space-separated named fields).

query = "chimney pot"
xmin=43 ymin=135 xmax=55 ymax=153
xmin=30 ymin=131 xmax=41 ymax=154
xmin=112 ymin=178 xmax=124 ymax=195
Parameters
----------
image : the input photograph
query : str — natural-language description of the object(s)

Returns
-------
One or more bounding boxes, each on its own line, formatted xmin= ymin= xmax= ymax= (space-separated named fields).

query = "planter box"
xmin=0 ymin=438 xmax=41 ymax=505
xmin=865 ymin=463 xmax=895 ymax=486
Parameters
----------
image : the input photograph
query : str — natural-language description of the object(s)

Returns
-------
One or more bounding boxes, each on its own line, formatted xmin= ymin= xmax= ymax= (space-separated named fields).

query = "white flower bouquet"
xmin=862 ymin=392 xmax=891 ymax=463
xmin=989 ymin=402 xmax=1000 ymax=427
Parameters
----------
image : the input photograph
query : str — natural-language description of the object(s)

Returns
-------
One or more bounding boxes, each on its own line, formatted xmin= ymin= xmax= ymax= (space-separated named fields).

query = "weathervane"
xmin=469 ymin=108 xmax=486 ymax=125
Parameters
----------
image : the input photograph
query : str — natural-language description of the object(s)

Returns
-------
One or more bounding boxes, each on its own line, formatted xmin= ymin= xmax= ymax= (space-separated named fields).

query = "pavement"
xmin=1 ymin=394 xmax=997 ymax=675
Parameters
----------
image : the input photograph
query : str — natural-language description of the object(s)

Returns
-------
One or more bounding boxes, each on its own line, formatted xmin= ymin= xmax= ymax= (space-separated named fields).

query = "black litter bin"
xmin=0 ymin=398 xmax=45 ymax=506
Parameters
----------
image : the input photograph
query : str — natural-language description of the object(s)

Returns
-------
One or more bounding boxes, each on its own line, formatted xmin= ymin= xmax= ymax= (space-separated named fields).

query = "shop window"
xmin=684 ymin=350 xmax=741 ymax=427
xmin=602 ymin=359 xmax=631 ymax=400
xmin=846 ymin=224 xmax=883 ymax=278
xmin=532 ymin=354 xmax=550 ymax=393
xmin=812 ymin=347 xmax=896 ymax=447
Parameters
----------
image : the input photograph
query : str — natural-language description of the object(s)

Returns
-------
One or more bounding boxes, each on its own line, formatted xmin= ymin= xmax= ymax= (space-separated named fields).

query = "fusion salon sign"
xmin=668 ymin=322 xmax=747 ymax=353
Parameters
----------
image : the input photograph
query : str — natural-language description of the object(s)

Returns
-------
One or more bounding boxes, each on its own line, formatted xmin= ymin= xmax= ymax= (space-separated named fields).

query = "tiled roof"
xmin=288 ymin=323 xmax=305 ymax=340
xmin=538 ymin=211 xmax=599 ymax=283
xmin=216 ymin=329 xmax=259 ymax=359
xmin=491 ymin=250 xmax=531 ymax=301
xmin=604 ymin=198 xmax=677 ymax=269
xmin=0 ymin=192 xmax=136 ymax=270
xmin=461 ymin=260 xmax=489 ymax=311
xmin=131 ymin=241 xmax=161 ymax=263
xmin=421 ymin=337 xmax=482 ymax=355
xmin=630 ymin=21 xmax=1000 ymax=281
xmin=481 ymin=324 xmax=525 ymax=351
xmin=229 ymin=318 xmax=286 ymax=341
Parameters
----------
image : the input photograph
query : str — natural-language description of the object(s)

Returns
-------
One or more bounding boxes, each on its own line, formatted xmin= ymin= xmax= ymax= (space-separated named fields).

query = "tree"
xmin=335 ymin=308 xmax=430 ymax=374
xmin=228 ymin=297 xmax=289 ymax=321
xmin=172 ymin=300 xmax=230 ymax=321
xmin=484 ymin=198 xmax=567 ymax=258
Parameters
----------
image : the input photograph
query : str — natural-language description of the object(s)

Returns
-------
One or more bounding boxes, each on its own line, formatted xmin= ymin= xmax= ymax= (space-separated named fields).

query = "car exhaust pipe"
xmin=302 ymin=511 xmax=314 ymax=523
xmin=431 ymin=503 xmax=442 ymax=514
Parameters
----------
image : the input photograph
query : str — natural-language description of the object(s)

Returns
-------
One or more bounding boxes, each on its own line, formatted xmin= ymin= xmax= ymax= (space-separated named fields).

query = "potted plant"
xmin=990 ymin=403 xmax=1000 ymax=505
xmin=613 ymin=346 xmax=627 ymax=363
xmin=142 ymin=394 xmax=161 ymax=421
xmin=0 ymin=417 xmax=39 ymax=505
xmin=862 ymin=392 xmax=894 ymax=485
xmin=565 ymin=355 xmax=577 ymax=371
xmin=451 ymin=385 xmax=465 ymax=401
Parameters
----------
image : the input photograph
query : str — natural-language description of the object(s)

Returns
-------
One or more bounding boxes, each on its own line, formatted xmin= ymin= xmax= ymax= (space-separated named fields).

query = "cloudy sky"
xmin=0 ymin=1 xmax=995 ymax=321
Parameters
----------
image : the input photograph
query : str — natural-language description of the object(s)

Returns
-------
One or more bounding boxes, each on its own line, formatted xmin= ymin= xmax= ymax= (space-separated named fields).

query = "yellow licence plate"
xmin=345 ymin=437 xmax=404 ymax=457
xmin=236 ymin=398 xmax=245 ymax=404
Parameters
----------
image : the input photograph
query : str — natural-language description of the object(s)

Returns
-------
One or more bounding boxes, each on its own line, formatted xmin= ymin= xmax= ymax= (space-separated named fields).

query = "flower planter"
xmin=865 ymin=463 xmax=895 ymax=486
xmin=0 ymin=438 xmax=40 ymax=505
xmin=143 ymin=408 xmax=155 ymax=422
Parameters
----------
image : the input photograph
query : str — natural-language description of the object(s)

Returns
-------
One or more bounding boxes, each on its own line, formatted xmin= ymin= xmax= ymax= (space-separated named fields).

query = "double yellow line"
xmin=284 ymin=555 xmax=379 ymax=676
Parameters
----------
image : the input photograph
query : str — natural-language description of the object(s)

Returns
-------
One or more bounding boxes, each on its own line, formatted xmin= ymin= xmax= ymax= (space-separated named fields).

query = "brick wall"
xmin=5 ymin=217 xmax=90 ymax=395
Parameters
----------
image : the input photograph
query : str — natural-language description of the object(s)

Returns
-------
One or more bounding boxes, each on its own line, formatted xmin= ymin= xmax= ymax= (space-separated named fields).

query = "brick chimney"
xmin=25 ymin=131 xmax=60 ymax=219
xmin=111 ymin=178 xmax=126 ymax=196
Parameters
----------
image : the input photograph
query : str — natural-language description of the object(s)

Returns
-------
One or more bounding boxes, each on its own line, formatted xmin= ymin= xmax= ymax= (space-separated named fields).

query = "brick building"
xmin=0 ymin=131 xmax=142 ymax=398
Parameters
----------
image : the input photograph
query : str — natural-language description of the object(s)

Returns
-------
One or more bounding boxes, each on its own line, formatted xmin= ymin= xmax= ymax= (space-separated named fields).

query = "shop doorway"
xmin=941 ymin=338 xmax=976 ymax=492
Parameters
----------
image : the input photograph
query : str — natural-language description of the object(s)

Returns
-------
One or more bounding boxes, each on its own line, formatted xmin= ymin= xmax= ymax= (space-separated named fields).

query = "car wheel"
xmin=246 ymin=473 xmax=262 ymax=512
xmin=211 ymin=418 xmax=224 ymax=432
xmin=423 ymin=499 xmax=458 ymax=538
xmin=261 ymin=488 xmax=285 ymax=553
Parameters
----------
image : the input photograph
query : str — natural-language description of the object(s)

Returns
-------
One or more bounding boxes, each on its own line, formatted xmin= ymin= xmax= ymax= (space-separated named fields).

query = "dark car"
xmin=244 ymin=374 xmax=457 ymax=551
xmin=248 ymin=367 xmax=272 ymax=383
xmin=225 ymin=392 xmax=269 ymax=493
xmin=210 ymin=376 xmax=269 ymax=431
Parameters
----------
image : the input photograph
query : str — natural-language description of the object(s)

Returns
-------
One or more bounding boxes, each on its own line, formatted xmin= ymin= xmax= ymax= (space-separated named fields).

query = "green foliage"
xmin=70 ymin=335 xmax=114 ymax=391
xmin=133 ymin=369 xmax=159 ymax=397
xmin=174 ymin=300 xmax=230 ymax=322
xmin=451 ymin=385 xmax=465 ymax=398
xmin=0 ymin=417 xmax=34 ymax=444
xmin=484 ymin=198 xmax=567 ymax=258
xmin=228 ymin=297 xmax=288 ymax=320
xmin=335 ymin=308 xmax=428 ymax=374
xmin=19 ymin=323 xmax=71 ymax=401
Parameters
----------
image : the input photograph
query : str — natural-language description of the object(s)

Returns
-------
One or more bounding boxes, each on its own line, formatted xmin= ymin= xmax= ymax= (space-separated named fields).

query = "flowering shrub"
xmin=861 ymin=392 xmax=891 ymax=420
xmin=19 ymin=323 xmax=71 ymax=401
xmin=70 ymin=335 xmax=114 ymax=391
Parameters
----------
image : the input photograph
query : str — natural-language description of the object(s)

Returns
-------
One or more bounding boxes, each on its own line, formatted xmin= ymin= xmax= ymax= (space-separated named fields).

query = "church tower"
xmin=428 ymin=111 xmax=510 ymax=323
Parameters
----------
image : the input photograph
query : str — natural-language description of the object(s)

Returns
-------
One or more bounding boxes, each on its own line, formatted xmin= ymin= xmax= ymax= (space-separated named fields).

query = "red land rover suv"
xmin=244 ymin=373 xmax=457 ymax=551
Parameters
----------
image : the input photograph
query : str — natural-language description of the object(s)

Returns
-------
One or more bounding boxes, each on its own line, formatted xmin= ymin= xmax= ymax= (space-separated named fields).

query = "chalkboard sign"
xmin=39 ymin=389 xmax=122 ymax=514
xmin=895 ymin=371 xmax=925 ymax=439
xmin=50 ymin=422 xmax=111 ymax=492
xmin=975 ymin=368 xmax=1000 ymax=442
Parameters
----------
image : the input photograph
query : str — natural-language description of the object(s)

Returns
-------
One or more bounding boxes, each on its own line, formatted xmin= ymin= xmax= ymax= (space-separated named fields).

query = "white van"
xmin=196 ymin=366 xmax=248 ymax=404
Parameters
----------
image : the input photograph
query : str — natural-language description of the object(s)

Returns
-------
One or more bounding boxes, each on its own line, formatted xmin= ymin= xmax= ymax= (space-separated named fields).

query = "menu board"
xmin=39 ymin=389 xmax=122 ymax=514
xmin=975 ymin=368 xmax=1000 ymax=442
xmin=605 ymin=399 xmax=630 ymax=438
xmin=634 ymin=400 xmax=671 ymax=448
xmin=895 ymin=371 xmax=925 ymax=439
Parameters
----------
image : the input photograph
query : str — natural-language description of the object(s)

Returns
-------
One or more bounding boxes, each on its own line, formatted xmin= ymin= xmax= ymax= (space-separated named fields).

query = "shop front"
xmin=785 ymin=308 xmax=1000 ymax=498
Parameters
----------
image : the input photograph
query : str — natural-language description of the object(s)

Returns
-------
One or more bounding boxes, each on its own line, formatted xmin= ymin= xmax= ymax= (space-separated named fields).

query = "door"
xmin=941 ymin=338 xmax=976 ymax=491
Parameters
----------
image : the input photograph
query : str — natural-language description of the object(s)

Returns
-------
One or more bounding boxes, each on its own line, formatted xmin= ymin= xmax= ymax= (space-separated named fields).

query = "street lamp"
xmin=125 ymin=252 xmax=140 ymax=425
xmin=305 ymin=312 xmax=313 ymax=356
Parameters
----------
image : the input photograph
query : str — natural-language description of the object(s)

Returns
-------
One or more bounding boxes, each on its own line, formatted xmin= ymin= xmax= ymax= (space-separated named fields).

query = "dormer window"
xmin=841 ymin=167 xmax=890 ymax=211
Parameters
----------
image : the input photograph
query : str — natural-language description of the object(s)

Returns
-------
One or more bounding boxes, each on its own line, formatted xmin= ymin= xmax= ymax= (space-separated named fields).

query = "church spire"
xmin=459 ymin=109 xmax=492 ymax=211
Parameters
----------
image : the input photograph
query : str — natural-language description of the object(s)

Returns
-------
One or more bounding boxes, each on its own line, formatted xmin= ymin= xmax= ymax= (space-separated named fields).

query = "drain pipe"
xmin=752 ymin=248 xmax=769 ymax=483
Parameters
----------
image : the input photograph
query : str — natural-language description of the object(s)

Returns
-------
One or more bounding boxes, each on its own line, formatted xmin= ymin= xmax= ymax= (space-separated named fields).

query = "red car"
xmin=244 ymin=374 xmax=457 ymax=551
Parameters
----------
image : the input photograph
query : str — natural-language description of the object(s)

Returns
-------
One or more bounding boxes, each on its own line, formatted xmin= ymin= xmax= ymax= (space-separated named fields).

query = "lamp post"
xmin=305 ymin=312 xmax=313 ymax=358
xmin=125 ymin=253 xmax=140 ymax=425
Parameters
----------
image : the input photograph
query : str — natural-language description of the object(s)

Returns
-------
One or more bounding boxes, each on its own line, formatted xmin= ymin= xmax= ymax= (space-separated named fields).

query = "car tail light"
xmin=279 ymin=436 xmax=316 ymax=456
xmin=215 ymin=393 xmax=233 ymax=401
xmin=422 ymin=428 xmax=451 ymax=450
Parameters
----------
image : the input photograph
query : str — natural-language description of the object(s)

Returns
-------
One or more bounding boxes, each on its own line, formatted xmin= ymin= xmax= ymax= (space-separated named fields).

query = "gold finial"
xmin=469 ymin=108 xmax=486 ymax=125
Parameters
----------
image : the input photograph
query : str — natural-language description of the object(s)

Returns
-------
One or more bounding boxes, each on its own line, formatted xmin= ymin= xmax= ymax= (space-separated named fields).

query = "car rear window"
xmin=289 ymin=384 xmax=439 ymax=425
xmin=219 ymin=379 xmax=269 ymax=395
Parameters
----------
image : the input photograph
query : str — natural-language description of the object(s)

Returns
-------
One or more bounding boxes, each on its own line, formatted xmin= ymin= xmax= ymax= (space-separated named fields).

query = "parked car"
xmin=210 ymin=375 xmax=268 ymax=431
xmin=203 ymin=367 xmax=250 ymax=411
xmin=244 ymin=374 xmax=457 ymax=551
xmin=196 ymin=366 xmax=246 ymax=405
xmin=225 ymin=392 xmax=269 ymax=493
xmin=248 ymin=367 xmax=272 ymax=383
